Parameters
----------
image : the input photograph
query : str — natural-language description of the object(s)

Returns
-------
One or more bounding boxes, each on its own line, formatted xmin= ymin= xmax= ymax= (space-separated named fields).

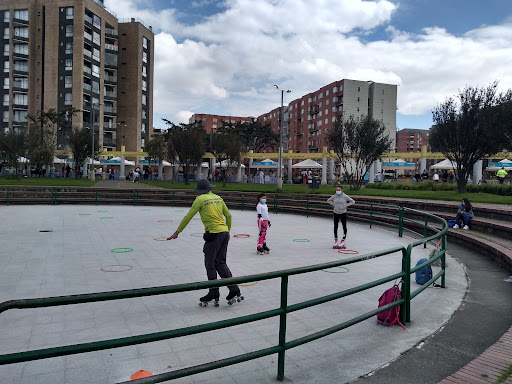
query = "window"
xmin=92 ymin=64 xmax=100 ymax=77
xmin=3 ymin=94 xmax=9 ymax=106
xmin=326 ymin=99 xmax=329 ymax=105
xmin=14 ymin=93 xmax=27 ymax=106
xmin=142 ymin=94 xmax=147 ymax=105
xmin=326 ymin=90 xmax=329 ymax=96
xmin=13 ymin=110 xmax=27 ymax=122
xmin=357 ymin=107 xmax=360 ymax=112
xmin=65 ymin=75 xmax=72 ymax=88
xmin=66 ymin=7 xmax=74 ymax=19
xmin=142 ymin=110 xmax=147 ymax=119
xmin=4 ymin=11 xmax=10 ymax=23
xmin=65 ymin=24 xmax=73 ymax=37
xmin=382 ymin=89 xmax=385 ymax=94
xmin=3 ymin=27 xmax=9 ymax=39
xmin=141 ymin=123 xmax=146 ymax=133
xmin=231 ymin=120 xmax=235 ymax=123
xmin=14 ymin=60 xmax=28 ymax=72
xmin=142 ymin=66 xmax=147 ymax=77
xmin=212 ymin=124 xmax=217 ymax=128
xmin=319 ymin=92 xmax=323 ymax=99
xmin=332 ymin=116 xmax=336 ymax=123
xmin=308 ymin=97 xmax=312 ymax=103
xmin=91 ymin=80 xmax=99 ymax=93
xmin=14 ymin=44 xmax=28 ymax=55
xmin=93 ymin=14 xmax=101 ymax=28
xmin=358 ymin=86 xmax=360 ymax=92
xmin=92 ymin=48 xmax=100 ymax=62
xmin=143 ymin=36 xmax=148 ymax=48
xmin=92 ymin=31 xmax=100 ymax=45
xmin=14 ymin=9 xmax=28 ymax=21
xmin=13 ymin=77 xmax=27 ymax=89
xmin=14 ymin=27 xmax=29 ymax=38
xmin=333 ymin=86 xmax=338 ymax=93
xmin=143 ymin=51 xmax=147 ymax=63
xmin=141 ymin=138 xmax=145 ymax=147
xmin=3 ymin=110 xmax=8 ymax=123
xmin=357 ymin=97 xmax=360 ymax=102
xmin=65 ymin=42 xmax=73 ymax=54
xmin=142 ymin=79 xmax=147 ymax=91
xmin=3 ymin=61 xmax=8 ymax=73
xmin=381 ymin=109 xmax=384 ymax=113
xmin=325 ymin=118 xmax=328 ymax=124
xmin=213 ymin=118 xmax=217 ymax=122
xmin=64 ymin=93 xmax=72 ymax=105
xmin=65 ymin=58 xmax=72 ymax=70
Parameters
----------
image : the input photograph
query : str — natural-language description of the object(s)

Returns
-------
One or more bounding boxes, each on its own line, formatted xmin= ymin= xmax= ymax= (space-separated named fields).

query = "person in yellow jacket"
xmin=497 ymin=167 xmax=508 ymax=184
xmin=168 ymin=179 xmax=243 ymax=307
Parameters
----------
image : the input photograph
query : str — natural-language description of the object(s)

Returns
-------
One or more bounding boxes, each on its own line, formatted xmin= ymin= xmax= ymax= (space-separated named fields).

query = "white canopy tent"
xmin=382 ymin=159 xmax=415 ymax=169
xmin=486 ymin=159 xmax=512 ymax=172
xmin=17 ymin=156 xmax=29 ymax=163
xmin=292 ymin=159 xmax=323 ymax=169
xmin=104 ymin=157 xmax=135 ymax=166
xmin=53 ymin=157 xmax=66 ymax=164
xmin=430 ymin=159 xmax=460 ymax=170
xmin=83 ymin=157 xmax=101 ymax=166
xmin=214 ymin=160 xmax=245 ymax=168
xmin=250 ymin=158 xmax=282 ymax=168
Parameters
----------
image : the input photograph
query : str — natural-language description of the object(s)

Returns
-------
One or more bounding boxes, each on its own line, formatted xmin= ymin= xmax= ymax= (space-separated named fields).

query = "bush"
xmin=364 ymin=181 xmax=512 ymax=196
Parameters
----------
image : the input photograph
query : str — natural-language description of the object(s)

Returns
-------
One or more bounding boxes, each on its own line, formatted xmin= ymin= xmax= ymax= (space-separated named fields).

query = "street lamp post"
xmin=90 ymin=102 xmax=103 ymax=181
xmin=274 ymin=85 xmax=291 ymax=191
xmin=117 ymin=123 xmax=127 ymax=180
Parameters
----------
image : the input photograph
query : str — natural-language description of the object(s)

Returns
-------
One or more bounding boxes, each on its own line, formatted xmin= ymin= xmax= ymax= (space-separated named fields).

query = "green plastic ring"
xmin=190 ymin=233 xmax=203 ymax=237
xmin=293 ymin=239 xmax=310 ymax=242
xmin=78 ymin=214 xmax=91 ymax=216
xmin=141 ymin=209 xmax=151 ymax=211
xmin=101 ymin=217 xmax=114 ymax=219
xmin=97 ymin=210 xmax=108 ymax=212
xmin=321 ymin=267 xmax=350 ymax=273
xmin=111 ymin=248 xmax=134 ymax=253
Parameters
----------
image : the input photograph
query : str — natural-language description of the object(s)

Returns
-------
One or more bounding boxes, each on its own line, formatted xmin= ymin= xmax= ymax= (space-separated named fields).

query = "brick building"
xmin=256 ymin=105 xmax=289 ymax=153
xmin=0 ymin=0 xmax=154 ymax=153
xmin=395 ymin=128 xmax=431 ymax=155
xmin=188 ymin=113 xmax=254 ymax=133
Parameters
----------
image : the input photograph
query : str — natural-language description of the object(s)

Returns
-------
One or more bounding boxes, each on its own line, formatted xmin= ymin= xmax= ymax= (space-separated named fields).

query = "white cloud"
xmin=105 ymin=0 xmax=512 ymax=128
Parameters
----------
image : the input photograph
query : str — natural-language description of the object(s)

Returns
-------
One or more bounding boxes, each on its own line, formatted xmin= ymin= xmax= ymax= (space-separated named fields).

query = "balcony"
xmin=13 ymin=51 xmax=29 ymax=60
xmin=103 ymin=138 xmax=116 ymax=147
xmin=103 ymin=123 xmax=116 ymax=131
xmin=105 ymin=43 xmax=118 ymax=52
xmin=12 ymin=83 xmax=28 ymax=93
xmin=12 ymin=17 xmax=29 ymax=26
xmin=84 ymin=67 xmax=92 ymax=76
xmin=104 ymin=59 xmax=117 ymax=69
xmin=84 ymin=49 xmax=92 ymax=60
xmin=104 ymin=74 xmax=117 ymax=84
xmin=13 ymin=65 xmax=28 ymax=76
xmin=105 ymin=28 xmax=118 ymax=39
xmin=12 ymin=103 xmax=28 ymax=110
xmin=104 ymin=106 xmax=117 ymax=115
xmin=104 ymin=90 xmax=117 ymax=99
xmin=83 ymin=83 xmax=92 ymax=92
xmin=13 ymin=34 xmax=29 ymax=43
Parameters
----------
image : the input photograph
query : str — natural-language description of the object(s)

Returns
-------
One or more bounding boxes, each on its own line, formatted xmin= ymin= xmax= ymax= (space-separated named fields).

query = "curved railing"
xmin=0 ymin=187 xmax=447 ymax=383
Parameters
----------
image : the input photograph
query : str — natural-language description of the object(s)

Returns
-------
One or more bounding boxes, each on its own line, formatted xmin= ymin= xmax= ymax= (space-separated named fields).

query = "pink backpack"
xmin=377 ymin=284 xmax=406 ymax=329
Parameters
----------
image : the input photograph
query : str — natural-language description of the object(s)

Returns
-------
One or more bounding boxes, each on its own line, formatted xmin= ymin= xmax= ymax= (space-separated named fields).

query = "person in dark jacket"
xmin=453 ymin=198 xmax=474 ymax=230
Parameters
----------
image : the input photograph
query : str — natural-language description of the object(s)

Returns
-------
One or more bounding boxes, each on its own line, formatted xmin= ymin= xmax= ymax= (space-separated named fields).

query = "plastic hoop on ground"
xmin=78 ymin=214 xmax=91 ymax=216
xmin=157 ymin=220 xmax=173 ymax=223
xmin=190 ymin=233 xmax=203 ymax=237
xmin=111 ymin=248 xmax=134 ymax=253
xmin=101 ymin=265 xmax=133 ymax=272
xmin=154 ymin=237 xmax=169 ymax=241
xmin=338 ymin=250 xmax=359 ymax=254
xmin=97 ymin=210 xmax=108 ymax=212
xmin=100 ymin=217 xmax=114 ymax=219
xmin=293 ymin=239 xmax=310 ymax=242
xmin=239 ymin=282 xmax=258 ymax=287
xmin=321 ymin=267 xmax=350 ymax=273
xmin=234 ymin=234 xmax=251 ymax=238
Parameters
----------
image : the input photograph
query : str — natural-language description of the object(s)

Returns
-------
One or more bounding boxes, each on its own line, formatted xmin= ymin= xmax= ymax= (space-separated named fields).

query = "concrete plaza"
xmin=0 ymin=205 xmax=467 ymax=384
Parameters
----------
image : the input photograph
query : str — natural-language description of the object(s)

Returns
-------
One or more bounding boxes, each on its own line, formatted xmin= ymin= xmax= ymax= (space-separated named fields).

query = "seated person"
xmin=453 ymin=198 xmax=474 ymax=230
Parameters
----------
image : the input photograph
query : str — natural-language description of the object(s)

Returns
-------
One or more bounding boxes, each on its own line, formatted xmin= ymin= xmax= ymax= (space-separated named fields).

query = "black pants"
xmin=333 ymin=213 xmax=347 ymax=239
xmin=203 ymin=232 xmax=238 ymax=295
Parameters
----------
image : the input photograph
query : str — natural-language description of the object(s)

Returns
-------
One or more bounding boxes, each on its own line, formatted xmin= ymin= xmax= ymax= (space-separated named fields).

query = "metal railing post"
xmin=6 ymin=188 xmax=9 ymax=206
xmin=242 ymin=194 xmax=244 ymax=211
xmin=369 ymin=203 xmax=373 ymax=228
xmin=277 ymin=275 xmax=289 ymax=381
xmin=398 ymin=207 xmax=404 ymax=237
xmin=306 ymin=197 xmax=309 ymax=217
xmin=424 ymin=215 xmax=429 ymax=248
xmin=95 ymin=190 xmax=98 ymax=206
xmin=274 ymin=194 xmax=277 ymax=214
xmin=441 ymin=233 xmax=447 ymax=288
xmin=133 ymin=190 xmax=136 ymax=206
xmin=404 ymin=244 xmax=412 ymax=323
xmin=172 ymin=191 xmax=175 ymax=207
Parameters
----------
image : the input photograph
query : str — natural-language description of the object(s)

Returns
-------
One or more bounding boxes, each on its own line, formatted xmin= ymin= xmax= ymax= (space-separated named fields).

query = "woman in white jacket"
xmin=327 ymin=185 xmax=355 ymax=249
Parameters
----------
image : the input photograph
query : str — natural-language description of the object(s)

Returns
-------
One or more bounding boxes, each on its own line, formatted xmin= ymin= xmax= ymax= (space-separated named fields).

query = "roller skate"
xmin=257 ymin=247 xmax=264 ymax=255
xmin=263 ymin=244 xmax=270 ymax=254
xmin=199 ymin=291 xmax=219 ymax=307
xmin=226 ymin=290 xmax=244 ymax=305
xmin=333 ymin=238 xmax=338 ymax=249
xmin=337 ymin=239 xmax=346 ymax=250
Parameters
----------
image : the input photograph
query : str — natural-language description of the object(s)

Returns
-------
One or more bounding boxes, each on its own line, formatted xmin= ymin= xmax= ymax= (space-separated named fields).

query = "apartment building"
xmin=287 ymin=79 xmax=397 ymax=153
xmin=0 ymin=0 xmax=154 ymax=153
xmin=189 ymin=113 xmax=254 ymax=133
xmin=256 ymin=105 xmax=289 ymax=152
xmin=395 ymin=128 xmax=431 ymax=154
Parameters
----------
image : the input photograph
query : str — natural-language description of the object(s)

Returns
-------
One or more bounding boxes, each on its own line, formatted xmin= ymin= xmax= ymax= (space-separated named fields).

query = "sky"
xmin=104 ymin=0 xmax=512 ymax=130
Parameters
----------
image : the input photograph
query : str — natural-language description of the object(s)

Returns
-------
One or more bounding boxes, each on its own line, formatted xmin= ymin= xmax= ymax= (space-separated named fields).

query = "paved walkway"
xmin=0 ymin=206 xmax=467 ymax=384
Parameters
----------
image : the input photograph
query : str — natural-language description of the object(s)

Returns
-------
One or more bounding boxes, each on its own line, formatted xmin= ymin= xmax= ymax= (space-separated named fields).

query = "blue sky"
xmin=106 ymin=0 xmax=512 ymax=130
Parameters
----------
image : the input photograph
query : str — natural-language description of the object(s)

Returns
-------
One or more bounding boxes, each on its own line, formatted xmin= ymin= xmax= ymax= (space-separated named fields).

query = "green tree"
xmin=328 ymin=115 xmax=393 ymax=189
xmin=146 ymin=134 xmax=167 ymax=180
xmin=0 ymin=129 xmax=28 ymax=180
xmin=229 ymin=119 xmax=278 ymax=152
xmin=164 ymin=120 xmax=206 ymax=184
xmin=68 ymin=126 xmax=99 ymax=178
xmin=430 ymin=82 xmax=512 ymax=193
xmin=210 ymin=125 xmax=245 ymax=186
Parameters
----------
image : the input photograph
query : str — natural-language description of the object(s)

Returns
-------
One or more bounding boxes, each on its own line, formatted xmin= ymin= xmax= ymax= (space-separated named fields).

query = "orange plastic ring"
xmin=154 ymin=237 xmax=169 ymax=241
xmin=338 ymin=249 xmax=359 ymax=254
xmin=234 ymin=234 xmax=251 ymax=238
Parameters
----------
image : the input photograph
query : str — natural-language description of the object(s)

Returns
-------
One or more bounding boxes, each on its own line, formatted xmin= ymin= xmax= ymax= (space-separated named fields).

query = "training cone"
xmin=130 ymin=370 xmax=153 ymax=380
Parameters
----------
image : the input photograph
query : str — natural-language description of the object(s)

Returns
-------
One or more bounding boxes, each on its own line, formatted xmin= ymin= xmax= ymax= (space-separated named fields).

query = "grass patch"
xmin=495 ymin=364 xmax=512 ymax=383
xmin=0 ymin=176 xmax=99 ymax=187
xmin=140 ymin=181 xmax=512 ymax=205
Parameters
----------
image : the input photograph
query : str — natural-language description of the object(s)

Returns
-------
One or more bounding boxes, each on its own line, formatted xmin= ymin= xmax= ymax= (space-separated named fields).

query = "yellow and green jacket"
xmin=177 ymin=192 xmax=232 ymax=233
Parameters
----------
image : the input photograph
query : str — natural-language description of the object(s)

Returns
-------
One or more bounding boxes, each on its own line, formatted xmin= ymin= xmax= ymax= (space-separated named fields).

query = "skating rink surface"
xmin=0 ymin=205 xmax=467 ymax=384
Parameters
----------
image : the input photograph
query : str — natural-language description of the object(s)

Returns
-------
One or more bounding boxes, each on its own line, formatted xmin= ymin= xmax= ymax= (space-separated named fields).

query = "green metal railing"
xmin=0 ymin=187 xmax=447 ymax=383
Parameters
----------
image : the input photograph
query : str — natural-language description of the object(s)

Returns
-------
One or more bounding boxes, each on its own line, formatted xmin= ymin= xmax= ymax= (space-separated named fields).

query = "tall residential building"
xmin=257 ymin=105 xmax=289 ymax=153
xmin=188 ymin=113 xmax=254 ymax=133
xmin=0 ymin=0 xmax=154 ymax=154
xmin=286 ymin=79 xmax=397 ymax=153
xmin=395 ymin=128 xmax=431 ymax=154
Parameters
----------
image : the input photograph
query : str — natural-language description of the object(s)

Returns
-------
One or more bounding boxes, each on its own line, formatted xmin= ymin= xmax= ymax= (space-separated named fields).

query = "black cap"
xmin=194 ymin=179 xmax=215 ymax=194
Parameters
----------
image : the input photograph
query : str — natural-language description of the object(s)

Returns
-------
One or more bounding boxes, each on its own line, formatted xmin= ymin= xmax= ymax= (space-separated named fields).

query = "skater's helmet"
xmin=194 ymin=179 xmax=215 ymax=194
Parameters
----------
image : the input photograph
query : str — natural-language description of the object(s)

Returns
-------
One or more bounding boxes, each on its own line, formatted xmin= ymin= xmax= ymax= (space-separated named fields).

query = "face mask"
xmin=336 ymin=191 xmax=342 ymax=195
xmin=261 ymin=199 xmax=266 ymax=204
xmin=462 ymin=202 xmax=465 ymax=205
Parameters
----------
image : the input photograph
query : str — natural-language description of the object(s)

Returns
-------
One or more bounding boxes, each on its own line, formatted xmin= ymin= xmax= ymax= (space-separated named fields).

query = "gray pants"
xmin=203 ymin=232 xmax=238 ymax=294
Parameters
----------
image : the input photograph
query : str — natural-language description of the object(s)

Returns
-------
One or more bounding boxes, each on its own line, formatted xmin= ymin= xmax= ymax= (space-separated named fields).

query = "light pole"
xmin=117 ymin=122 xmax=127 ymax=180
xmin=89 ymin=102 xmax=102 ymax=181
xmin=274 ymin=85 xmax=291 ymax=191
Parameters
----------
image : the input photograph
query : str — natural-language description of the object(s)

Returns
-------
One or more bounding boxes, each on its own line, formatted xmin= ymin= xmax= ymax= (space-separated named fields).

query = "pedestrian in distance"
xmin=327 ymin=185 xmax=355 ymax=249
xmin=497 ymin=167 xmax=508 ymax=184
xmin=442 ymin=170 xmax=448 ymax=183
xmin=433 ymin=171 xmax=440 ymax=183
xmin=256 ymin=193 xmax=271 ymax=255
xmin=453 ymin=197 xmax=474 ymax=230
xmin=167 ymin=179 xmax=243 ymax=307
xmin=259 ymin=169 xmax=265 ymax=184
xmin=421 ymin=169 xmax=429 ymax=181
